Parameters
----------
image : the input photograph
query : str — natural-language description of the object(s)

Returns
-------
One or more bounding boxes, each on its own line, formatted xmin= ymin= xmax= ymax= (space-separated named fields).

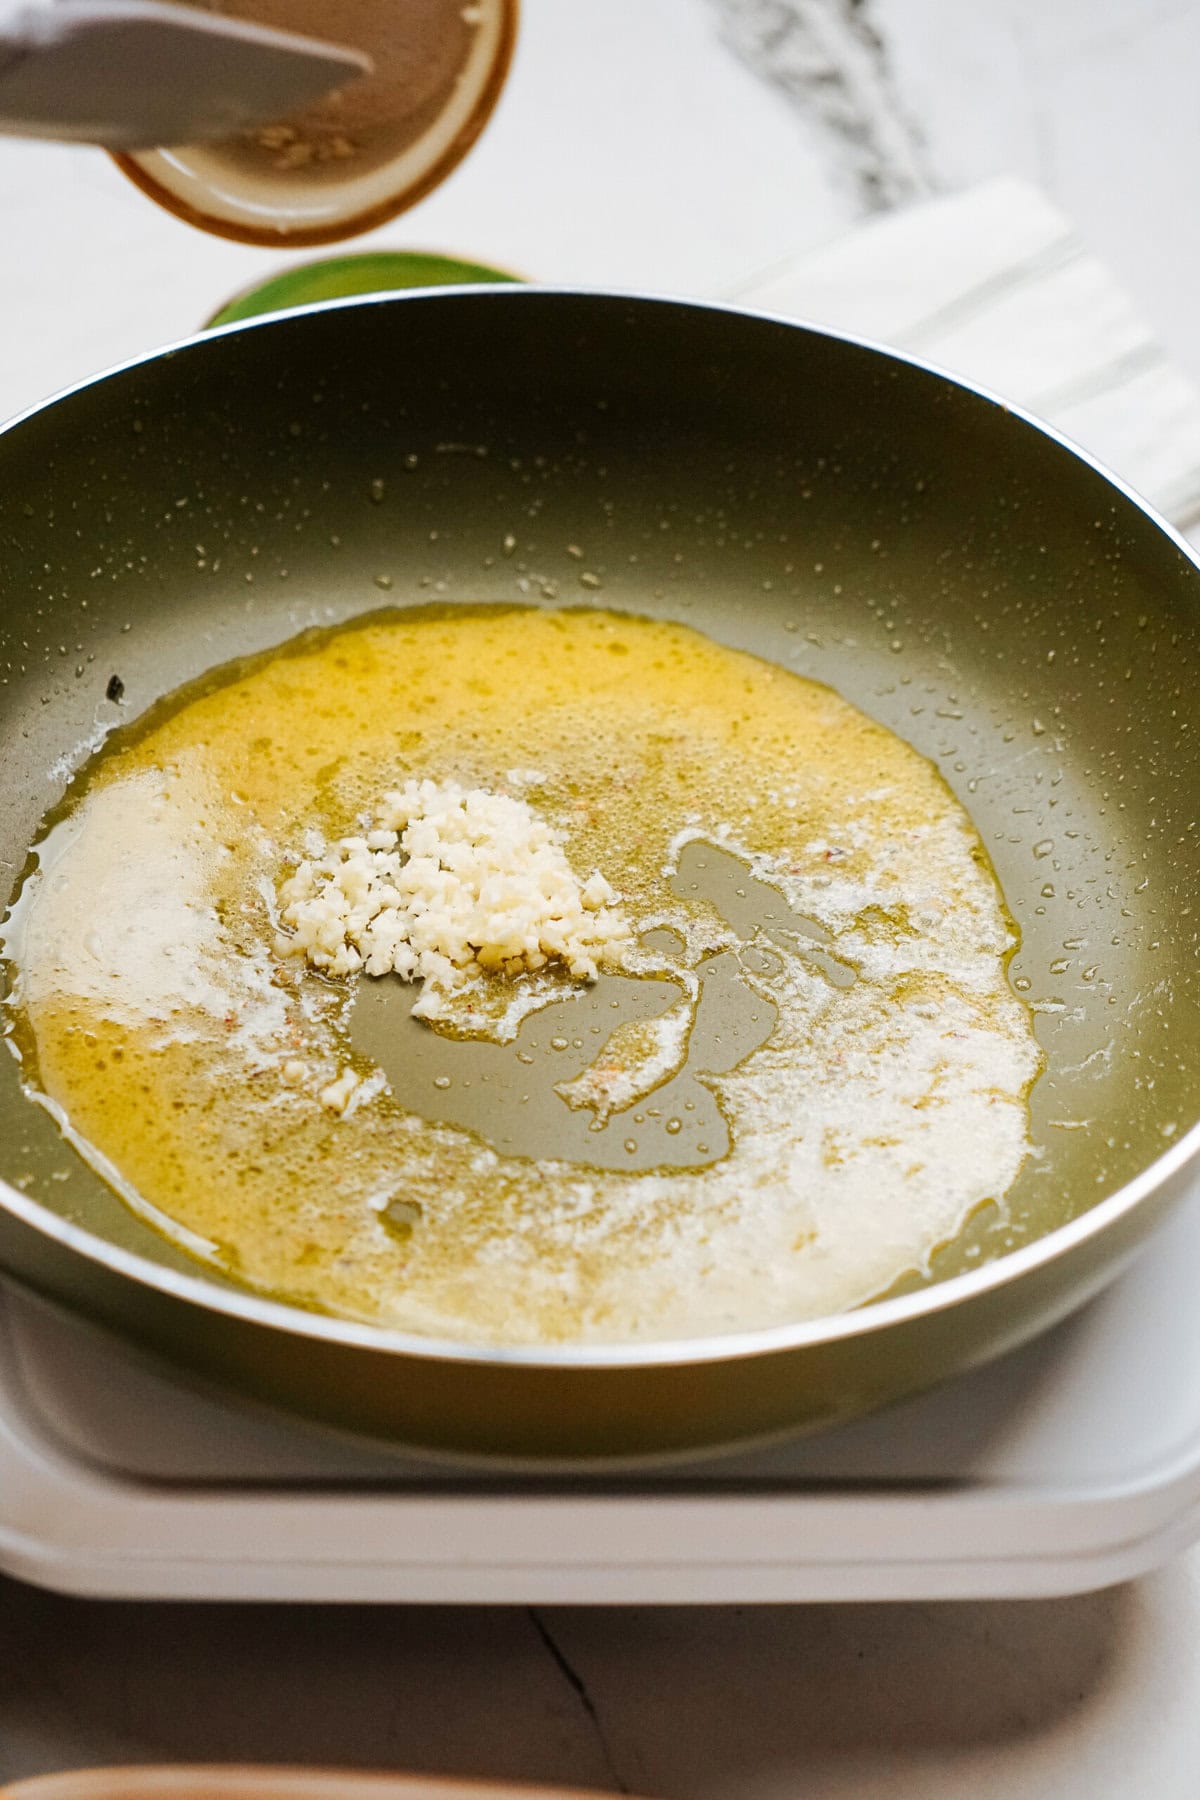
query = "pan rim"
xmin=1 ymin=283 xmax=1197 ymax=1372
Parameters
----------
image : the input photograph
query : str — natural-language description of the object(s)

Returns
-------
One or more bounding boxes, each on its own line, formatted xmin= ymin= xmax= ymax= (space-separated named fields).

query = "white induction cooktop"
xmin=2 ymin=1183 xmax=1200 ymax=1605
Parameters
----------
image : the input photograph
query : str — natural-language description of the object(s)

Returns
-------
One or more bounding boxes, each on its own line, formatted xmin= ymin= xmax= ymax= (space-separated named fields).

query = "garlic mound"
xmin=277 ymin=778 xmax=631 ymax=1014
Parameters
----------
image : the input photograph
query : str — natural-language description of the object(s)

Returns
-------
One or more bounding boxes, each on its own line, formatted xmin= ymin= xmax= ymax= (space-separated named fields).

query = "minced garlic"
xmin=277 ymin=778 xmax=630 ymax=1012
xmin=319 ymin=1067 xmax=361 ymax=1114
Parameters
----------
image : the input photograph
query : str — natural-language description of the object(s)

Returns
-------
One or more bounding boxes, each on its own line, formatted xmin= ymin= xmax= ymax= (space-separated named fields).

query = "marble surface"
xmin=3 ymin=0 xmax=1200 ymax=1793
xmin=2 ymin=1577 xmax=1200 ymax=1797
xmin=6 ymin=0 xmax=1200 ymax=416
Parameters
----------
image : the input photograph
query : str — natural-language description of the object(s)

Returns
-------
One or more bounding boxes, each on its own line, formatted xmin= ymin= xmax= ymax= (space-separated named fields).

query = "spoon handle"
xmin=0 ymin=0 xmax=369 ymax=148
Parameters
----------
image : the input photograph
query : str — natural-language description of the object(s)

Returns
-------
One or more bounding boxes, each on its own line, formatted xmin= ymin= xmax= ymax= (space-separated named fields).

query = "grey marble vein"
xmin=709 ymin=0 xmax=936 ymax=210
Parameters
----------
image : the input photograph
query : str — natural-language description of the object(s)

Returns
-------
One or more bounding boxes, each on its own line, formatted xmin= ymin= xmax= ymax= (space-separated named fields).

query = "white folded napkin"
xmin=723 ymin=176 xmax=1200 ymax=534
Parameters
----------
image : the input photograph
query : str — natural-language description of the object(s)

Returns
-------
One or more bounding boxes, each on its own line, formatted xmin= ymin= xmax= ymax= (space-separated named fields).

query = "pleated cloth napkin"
xmin=722 ymin=176 xmax=1200 ymax=535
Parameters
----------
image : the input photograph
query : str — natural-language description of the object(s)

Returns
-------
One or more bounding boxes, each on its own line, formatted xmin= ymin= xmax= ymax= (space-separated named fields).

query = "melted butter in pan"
xmin=2 ymin=607 xmax=1043 ymax=1344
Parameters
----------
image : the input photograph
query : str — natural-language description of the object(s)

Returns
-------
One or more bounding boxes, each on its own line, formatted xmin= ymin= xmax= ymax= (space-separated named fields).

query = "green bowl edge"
xmin=205 ymin=251 xmax=523 ymax=328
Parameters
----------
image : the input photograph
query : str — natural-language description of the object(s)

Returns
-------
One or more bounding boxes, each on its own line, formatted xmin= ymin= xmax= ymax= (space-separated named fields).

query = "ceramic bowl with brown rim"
xmin=113 ymin=0 xmax=518 ymax=247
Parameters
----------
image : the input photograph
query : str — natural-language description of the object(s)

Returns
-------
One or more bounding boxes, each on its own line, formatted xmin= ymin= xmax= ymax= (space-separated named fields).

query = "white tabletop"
xmin=3 ymin=0 xmax=1200 ymax=1794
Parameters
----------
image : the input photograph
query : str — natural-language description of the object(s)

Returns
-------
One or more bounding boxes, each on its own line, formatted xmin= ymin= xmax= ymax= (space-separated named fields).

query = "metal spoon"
xmin=0 ymin=0 xmax=370 ymax=149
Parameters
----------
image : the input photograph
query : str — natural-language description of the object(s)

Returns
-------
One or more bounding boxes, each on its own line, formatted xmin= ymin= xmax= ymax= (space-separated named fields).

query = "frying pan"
xmin=0 ymin=289 xmax=1197 ymax=1463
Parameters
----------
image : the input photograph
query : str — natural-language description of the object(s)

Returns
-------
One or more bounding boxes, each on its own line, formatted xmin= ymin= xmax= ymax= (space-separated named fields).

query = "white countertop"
xmin=3 ymin=1 xmax=1200 ymax=1794
xmin=7 ymin=0 xmax=1200 ymax=417
xmin=2 ymin=1570 xmax=1200 ymax=1797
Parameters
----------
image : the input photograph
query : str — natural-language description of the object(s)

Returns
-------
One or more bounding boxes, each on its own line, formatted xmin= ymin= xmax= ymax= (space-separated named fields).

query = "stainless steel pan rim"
xmin=1 ymin=284 xmax=1197 ymax=1376
xmin=2 ymin=1116 xmax=1199 ymax=1370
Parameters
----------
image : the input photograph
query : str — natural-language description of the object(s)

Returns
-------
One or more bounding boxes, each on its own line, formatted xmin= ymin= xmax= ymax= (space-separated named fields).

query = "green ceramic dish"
xmin=206 ymin=250 xmax=521 ymax=327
